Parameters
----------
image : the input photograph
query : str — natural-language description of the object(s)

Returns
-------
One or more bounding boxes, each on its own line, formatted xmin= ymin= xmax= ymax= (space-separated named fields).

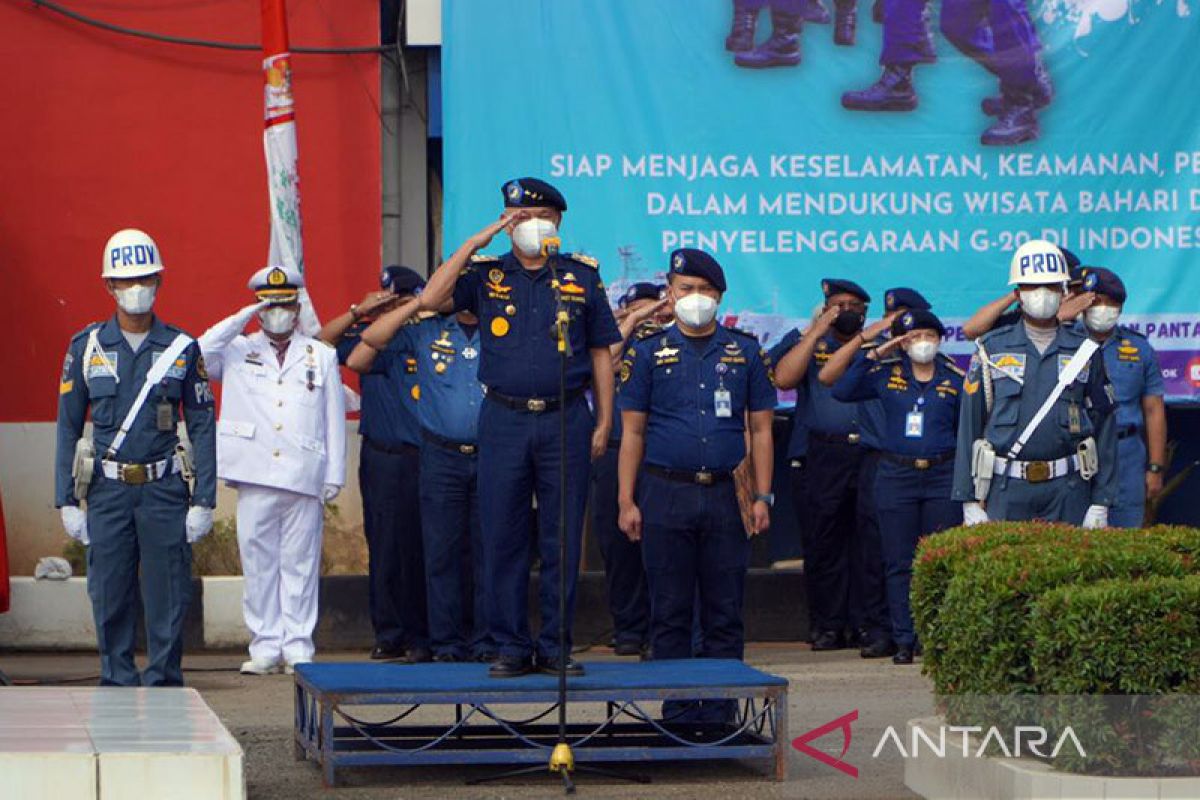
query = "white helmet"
xmin=101 ymin=228 xmax=164 ymax=279
xmin=1008 ymin=239 xmax=1068 ymax=286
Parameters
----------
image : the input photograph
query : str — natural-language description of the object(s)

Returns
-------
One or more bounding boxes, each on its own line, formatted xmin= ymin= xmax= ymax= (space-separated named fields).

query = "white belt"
xmin=993 ymin=454 xmax=1081 ymax=483
xmin=101 ymin=455 xmax=181 ymax=485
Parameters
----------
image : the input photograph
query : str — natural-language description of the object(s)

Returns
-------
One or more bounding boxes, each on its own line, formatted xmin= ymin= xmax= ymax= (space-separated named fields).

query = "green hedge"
xmin=912 ymin=524 xmax=1200 ymax=776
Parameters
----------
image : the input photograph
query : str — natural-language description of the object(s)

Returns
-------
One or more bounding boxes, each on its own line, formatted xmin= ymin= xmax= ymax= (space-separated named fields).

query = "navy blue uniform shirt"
xmin=55 ymin=315 xmax=217 ymax=507
xmin=337 ymin=322 xmax=421 ymax=448
xmin=619 ymin=324 xmax=776 ymax=472
xmin=803 ymin=332 xmax=862 ymax=436
xmin=398 ymin=315 xmax=485 ymax=443
xmin=452 ymin=251 xmax=621 ymax=396
xmin=833 ymin=352 xmax=963 ymax=457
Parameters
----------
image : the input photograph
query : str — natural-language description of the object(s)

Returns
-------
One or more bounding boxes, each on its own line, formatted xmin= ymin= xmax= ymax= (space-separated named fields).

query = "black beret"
xmin=884 ymin=287 xmax=931 ymax=312
xmin=502 ymin=177 xmax=567 ymax=211
xmin=619 ymin=282 xmax=663 ymax=308
xmin=897 ymin=308 xmax=946 ymax=337
xmin=1080 ymin=267 xmax=1127 ymax=303
xmin=821 ymin=278 xmax=870 ymax=304
xmin=381 ymin=265 xmax=426 ymax=294
xmin=669 ymin=248 xmax=726 ymax=292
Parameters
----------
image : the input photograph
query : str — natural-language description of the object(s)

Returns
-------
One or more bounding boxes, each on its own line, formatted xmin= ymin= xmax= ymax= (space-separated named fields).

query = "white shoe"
xmin=240 ymin=658 xmax=280 ymax=675
xmin=284 ymin=658 xmax=312 ymax=676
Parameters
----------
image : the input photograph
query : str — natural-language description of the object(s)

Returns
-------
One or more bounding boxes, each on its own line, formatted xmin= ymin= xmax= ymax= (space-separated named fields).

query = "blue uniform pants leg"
xmin=590 ymin=444 xmax=649 ymax=648
xmin=788 ymin=462 xmax=817 ymax=638
xmin=478 ymin=401 xmax=537 ymax=660
xmin=940 ymin=0 xmax=1048 ymax=100
xmin=804 ymin=439 xmax=861 ymax=638
xmin=86 ymin=478 xmax=144 ymax=686
xmin=359 ymin=441 xmax=428 ymax=651
xmin=852 ymin=451 xmax=890 ymax=644
xmin=880 ymin=0 xmax=936 ymax=65
xmin=136 ymin=475 xmax=192 ymax=686
xmin=987 ymin=474 xmax=1092 ymax=525
xmin=532 ymin=398 xmax=593 ymax=662
xmin=1110 ymin=436 xmax=1147 ymax=528
xmin=419 ymin=444 xmax=477 ymax=660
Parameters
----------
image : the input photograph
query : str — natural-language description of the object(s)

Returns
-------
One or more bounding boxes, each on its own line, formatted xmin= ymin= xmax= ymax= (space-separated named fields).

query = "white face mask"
xmin=259 ymin=307 xmax=298 ymax=335
xmin=114 ymin=284 xmax=156 ymax=314
xmin=906 ymin=339 xmax=939 ymax=364
xmin=1020 ymin=287 xmax=1062 ymax=320
xmin=510 ymin=218 xmax=558 ymax=257
xmin=1085 ymin=305 xmax=1120 ymax=333
xmin=674 ymin=292 xmax=719 ymax=328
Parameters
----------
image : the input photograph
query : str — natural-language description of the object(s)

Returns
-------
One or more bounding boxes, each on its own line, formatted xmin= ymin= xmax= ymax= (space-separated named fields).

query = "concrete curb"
xmin=903 ymin=715 xmax=1200 ymax=799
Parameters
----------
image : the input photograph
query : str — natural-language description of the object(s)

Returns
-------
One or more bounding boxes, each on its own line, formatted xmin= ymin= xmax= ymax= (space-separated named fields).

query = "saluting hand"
xmin=356 ymin=290 xmax=398 ymax=318
xmin=808 ymin=306 xmax=839 ymax=338
xmin=618 ymin=503 xmax=642 ymax=542
xmin=1058 ymin=291 xmax=1095 ymax=323
xmin=467 ymin=212 xmax=522 ymax=252
xmin=862 ymin=310 xmax=901 ymax=342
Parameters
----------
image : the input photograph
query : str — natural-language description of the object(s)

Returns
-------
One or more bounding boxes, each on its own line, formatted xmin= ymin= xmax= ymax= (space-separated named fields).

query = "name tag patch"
xmin=86 ymin=351 xmax=119 ymax=379
xmin=1057 ymin=354 xmax=1090 ymax=383
xmin=991 ymin=353 xmax=1026 ymax=381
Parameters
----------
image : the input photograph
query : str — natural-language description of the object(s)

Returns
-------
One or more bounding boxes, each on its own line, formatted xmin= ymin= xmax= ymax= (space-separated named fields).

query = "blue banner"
xmin=443 ymin=0 xmax=1200 ymax=401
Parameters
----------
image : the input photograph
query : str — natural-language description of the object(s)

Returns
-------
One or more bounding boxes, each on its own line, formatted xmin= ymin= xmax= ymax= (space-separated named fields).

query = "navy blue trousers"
xmin=874 ymin=459 xmax=961 ymax=647
xmin=590 ymin=444 xmax=649 ymax=647
xmin=359 ymin=439 xmax=428 ymax=651
xmin=419 ymin=439 xmax=492 ymax=660
xmin=85 ymin=472 xmax=192 ymax=687
xmin=477 ymin=396 xmax=593 ymax=661
xmin=852 ymin=450 xmax=891 ymax=642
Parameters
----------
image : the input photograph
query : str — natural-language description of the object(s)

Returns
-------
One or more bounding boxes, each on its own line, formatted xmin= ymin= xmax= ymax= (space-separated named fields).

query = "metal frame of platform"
xmin=292 ymin=660 xmax=789 ymax=787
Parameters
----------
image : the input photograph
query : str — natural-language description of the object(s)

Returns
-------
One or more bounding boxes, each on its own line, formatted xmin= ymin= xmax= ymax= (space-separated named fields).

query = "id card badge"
xmin=714 ymin=389 xmax=733 ymax=418
xmin=905 ymin=410 xmax=924 ymax=439
xmin=156 ymin=399 xmax=174 ymax=431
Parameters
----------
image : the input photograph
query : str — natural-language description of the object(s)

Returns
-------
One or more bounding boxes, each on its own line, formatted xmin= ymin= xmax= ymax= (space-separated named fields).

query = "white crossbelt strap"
xmin=105 ymin=333 xmax=193 ymax=459
xmin=1006 ymin=338 xmax=1099 ymax=460
xmin=83 ymin=328 xmax=120 ymax=383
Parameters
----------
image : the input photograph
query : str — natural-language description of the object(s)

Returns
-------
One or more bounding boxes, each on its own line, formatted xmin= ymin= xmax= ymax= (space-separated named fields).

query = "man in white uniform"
xmin=200 ymin=266 xmax=346 ymax=675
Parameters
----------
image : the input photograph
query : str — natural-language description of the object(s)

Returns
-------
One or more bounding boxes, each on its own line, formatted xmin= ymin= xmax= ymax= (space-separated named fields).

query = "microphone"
xmin=541 ymin=236 xmax=561 ymax=258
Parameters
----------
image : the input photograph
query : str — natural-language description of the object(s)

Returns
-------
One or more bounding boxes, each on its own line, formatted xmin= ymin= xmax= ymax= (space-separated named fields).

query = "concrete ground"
xmin=0 ymin=643 xmax=932 ymax=799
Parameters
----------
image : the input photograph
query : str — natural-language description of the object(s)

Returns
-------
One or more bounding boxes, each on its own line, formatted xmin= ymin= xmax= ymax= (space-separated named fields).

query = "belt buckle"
xmin=1025 ymin=461 xmax=1051 ymax=483
xmin=459 ymin=444 xmax=477 ymax=455
xmin=847 ymin=433 xmax=861 ymax=445
xmin=121 ymin=463 xmax=148 ymax=485
xmin=695 ymin=471 xmax=714 ymax=485
xmin=914 ymin=458 xmax=930 ymax=471
xmin=526 ymin=398 xmax=547 ymax=413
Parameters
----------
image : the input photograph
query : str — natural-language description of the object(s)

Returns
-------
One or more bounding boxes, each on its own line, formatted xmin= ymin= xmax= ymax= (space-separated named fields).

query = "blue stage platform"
xmin=293 ymin=659 xmax=790 ymax=787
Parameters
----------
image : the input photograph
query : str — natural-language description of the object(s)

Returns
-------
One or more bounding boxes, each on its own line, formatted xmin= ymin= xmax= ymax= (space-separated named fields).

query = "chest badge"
xmin=462 ymin=346 xmax=478 ymax=360
xmin=435 ymin=361 xmax=447 ymax=374
xmin=491 ymin=317 xmax=510 ymax=337
xmin=653 ymin=344 xmax=680 ymax=359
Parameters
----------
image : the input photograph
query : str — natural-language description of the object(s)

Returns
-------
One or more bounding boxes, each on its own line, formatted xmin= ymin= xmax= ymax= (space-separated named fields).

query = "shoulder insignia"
xmin=939 ymin=354 xmax=966 ymax=377
xmin=565 ymin=252 xmax=599 ymax=269
xmin=634 ymin=325 xmax=661 ymax=341
xmin=470 ymin=254 xmax=501 ymax=263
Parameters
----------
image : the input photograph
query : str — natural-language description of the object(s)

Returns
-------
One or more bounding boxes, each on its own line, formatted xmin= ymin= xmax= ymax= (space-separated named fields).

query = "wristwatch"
xmin=349 ymin=303 xmax=361 ymax=321
xmin=1148 ymin=463 xmax=1164 ymax=474
xmin=754 ymin=493 xmax=775 ymax=508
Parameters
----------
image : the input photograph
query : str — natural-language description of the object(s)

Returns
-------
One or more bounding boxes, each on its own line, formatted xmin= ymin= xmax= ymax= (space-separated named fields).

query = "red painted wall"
xmin=0 ymin=0 xmax=381 ymax=422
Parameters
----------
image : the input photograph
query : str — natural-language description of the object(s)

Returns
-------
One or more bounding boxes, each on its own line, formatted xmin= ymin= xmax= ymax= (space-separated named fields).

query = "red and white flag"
xmin=261 ymin=0 xmax=319 ymax=333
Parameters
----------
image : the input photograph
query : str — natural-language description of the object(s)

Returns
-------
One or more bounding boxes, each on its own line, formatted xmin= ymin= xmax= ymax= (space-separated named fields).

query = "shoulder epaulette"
xmin=939 ymin=353 xmax=966 ymax=377
xmin=70 ymin=322 xmax=103 ymax=342
xmin=724 ymin=325 xmax=758 ymax=341
xmin=633 ymin=322 xmax=663 ymax=341
xmin=470 ymin=254 xmax=501 ymax=263
xmin=565 ymin=252 xmax=599 ymax=269
xmin=1115 ymin=324 xmax=1146 ymax=341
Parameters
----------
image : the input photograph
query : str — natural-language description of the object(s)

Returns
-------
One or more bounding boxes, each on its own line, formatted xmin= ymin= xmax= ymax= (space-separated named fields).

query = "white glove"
xmin=61 ymin=506 xmax=89 ymax=545
xmin=185 ymin=506 xmax=214 ymax=543
xmin=962 ymin=502 xmax=989 ymax=527
xmin=1081 ymin=505 xmax=1108 ymax=529
xmin=322 ymin=484 xmax=341 ymax=502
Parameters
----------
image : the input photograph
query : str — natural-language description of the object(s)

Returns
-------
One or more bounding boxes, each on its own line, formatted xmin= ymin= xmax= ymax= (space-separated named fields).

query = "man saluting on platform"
xmin=416 ymin=178 xmax=621 ymax=678
xmin=617 ymin=249 xmax=776 ymax=722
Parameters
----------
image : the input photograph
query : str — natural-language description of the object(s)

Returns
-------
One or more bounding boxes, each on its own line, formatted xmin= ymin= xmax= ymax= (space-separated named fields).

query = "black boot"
xmin=982 ymin=87 xmax=1051 ymax=117
xmin=805 ymin=0 xmax=832 ymax=24
xmin=981 ymin=103 xmax=1040 ymax=146
xmin=841 ymin=65 xmax=917 ymax=111
xmin=834 ymin=3 xmax=857 ymax=45
xmin=734 ymin=11 xmax=803 ymax=68
xmin=724 ymin=3 xmax=758 ymax=52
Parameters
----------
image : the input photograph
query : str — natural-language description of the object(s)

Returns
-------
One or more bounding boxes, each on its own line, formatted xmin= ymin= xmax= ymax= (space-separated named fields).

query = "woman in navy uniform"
xmin=820 ymin=309 xmax=963 ymax=664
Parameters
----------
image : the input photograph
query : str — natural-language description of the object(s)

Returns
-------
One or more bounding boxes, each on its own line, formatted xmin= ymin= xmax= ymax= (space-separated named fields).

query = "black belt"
xmin=363 ymin=437 xmax=418 ymax=456
xmin=880 ymin=451 xmax=955 ymax=471
xmin=1117 ymin=425 xmax=1141 ymax=440
xmin=485 ymin=386 xmax=587 ymax=413
xmin=421 ymin=428 xmax=478 ymax=456
xmin=644 ymin=464 xmax=734 ymax=486
xmin=809 ymin=430 xmax=861 ymax=445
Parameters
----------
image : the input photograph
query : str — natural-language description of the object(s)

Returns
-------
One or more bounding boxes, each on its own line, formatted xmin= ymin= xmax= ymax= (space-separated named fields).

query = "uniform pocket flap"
xmin=299 ymin=435 xmax=326 ymax=455
xmin=218 ymin=419 xmax=256 ymax=438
